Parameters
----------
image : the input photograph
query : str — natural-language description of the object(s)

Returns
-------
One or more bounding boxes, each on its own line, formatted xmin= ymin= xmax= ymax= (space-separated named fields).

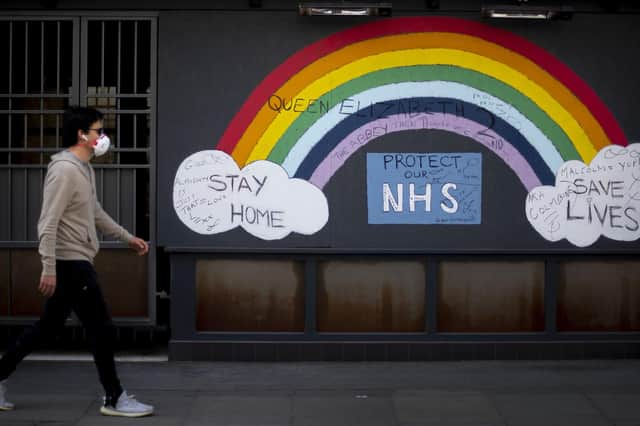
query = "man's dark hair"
xmin=62 ymin=106 xmax=104 ymax=148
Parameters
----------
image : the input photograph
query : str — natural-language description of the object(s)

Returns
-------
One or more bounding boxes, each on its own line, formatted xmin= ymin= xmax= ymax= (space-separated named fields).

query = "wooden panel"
xmin=196 ymin=259 xmax=305 ymax=332
xmin=438 ymin=261 xmax=544 ymax=332
xmin=558 ymin=260 xmax=640 ymax=332
xmin=317 ymin=260 xmax=425 ymax=332
xmin=95 ymin=249 xmax=148 ymax=318
xmin=8 ymin=249 xmax=147 ymax=318
xmin=10 ymin=249 xmax=44 ymax=316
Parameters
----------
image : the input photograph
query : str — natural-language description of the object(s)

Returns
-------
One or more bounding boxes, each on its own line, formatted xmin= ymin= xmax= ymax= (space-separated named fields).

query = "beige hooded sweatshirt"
xmin=37 ymin=150 xmax=134 ymax=276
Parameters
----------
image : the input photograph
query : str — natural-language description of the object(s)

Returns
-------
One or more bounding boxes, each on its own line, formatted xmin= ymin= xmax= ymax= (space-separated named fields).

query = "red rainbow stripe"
xmin=216 ymin=16 xmax=627 ymax=154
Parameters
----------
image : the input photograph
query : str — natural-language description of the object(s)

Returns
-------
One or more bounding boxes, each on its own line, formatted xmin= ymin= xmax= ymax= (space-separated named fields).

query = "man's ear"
xmin=77 ymin=129 xmax=88 ymax=142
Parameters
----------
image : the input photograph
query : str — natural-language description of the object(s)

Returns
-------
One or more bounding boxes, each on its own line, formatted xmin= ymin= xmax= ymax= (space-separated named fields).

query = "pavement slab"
xmin=0 ymin=359 xmax=637 ymax=425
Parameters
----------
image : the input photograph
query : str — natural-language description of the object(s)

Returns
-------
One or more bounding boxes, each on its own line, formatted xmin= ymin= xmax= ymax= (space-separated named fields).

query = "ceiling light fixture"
xmin=481 ymin=4 xmax=573 ymax=20
xmin=298 ymin=2 xmax=392 ymax=17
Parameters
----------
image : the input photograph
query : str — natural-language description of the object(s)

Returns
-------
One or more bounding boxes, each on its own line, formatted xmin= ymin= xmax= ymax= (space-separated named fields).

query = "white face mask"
xmin=92 ymin=134 xmax=111 ymax=157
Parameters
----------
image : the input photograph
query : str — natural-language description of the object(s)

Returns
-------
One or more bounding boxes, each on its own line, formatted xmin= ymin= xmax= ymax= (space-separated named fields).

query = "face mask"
xmin=92 ymin=134 xmax=111 ymax=157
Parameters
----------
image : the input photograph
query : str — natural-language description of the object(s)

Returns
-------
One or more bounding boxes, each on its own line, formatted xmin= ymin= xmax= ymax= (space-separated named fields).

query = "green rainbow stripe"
xmin=267 ymin=65 xmax=580 ymax=164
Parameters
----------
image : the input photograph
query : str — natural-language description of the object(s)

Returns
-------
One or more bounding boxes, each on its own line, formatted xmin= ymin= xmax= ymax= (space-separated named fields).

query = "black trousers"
xmin=0 ymin=260 xmax=123 ymax=399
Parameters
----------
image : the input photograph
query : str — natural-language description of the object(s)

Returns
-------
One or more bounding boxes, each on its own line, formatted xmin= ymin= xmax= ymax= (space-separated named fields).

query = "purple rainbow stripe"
xmin=309 ymin=112 xmax=541 ymax=190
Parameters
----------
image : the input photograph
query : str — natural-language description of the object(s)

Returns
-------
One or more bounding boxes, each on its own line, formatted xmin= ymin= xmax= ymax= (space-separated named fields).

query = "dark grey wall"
xmin=155 ymin=10 xmax=640 ymax=252
xmin=157 ymin=11 xmax=359 ymax=249
xmin=2 ymin=1 xmax=640 ymax=12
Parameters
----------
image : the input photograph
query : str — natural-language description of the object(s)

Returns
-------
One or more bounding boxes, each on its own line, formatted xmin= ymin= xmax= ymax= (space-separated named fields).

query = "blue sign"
xmin=366 ymin=153 xmax=482 ymax=224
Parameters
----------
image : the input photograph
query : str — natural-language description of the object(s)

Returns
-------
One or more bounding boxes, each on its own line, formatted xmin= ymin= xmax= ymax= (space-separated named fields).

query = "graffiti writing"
xmin=173 ymin=150 xmax=329 ymax=239
xmin=526 ymin=143 xmax=640 ymax=247
xmin=267 ymin=95 xmax=330 ymax=114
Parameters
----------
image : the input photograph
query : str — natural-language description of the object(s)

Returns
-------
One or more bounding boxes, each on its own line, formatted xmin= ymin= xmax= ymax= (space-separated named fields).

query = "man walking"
xmin=0 ymin=106 xmax=154 ymax=417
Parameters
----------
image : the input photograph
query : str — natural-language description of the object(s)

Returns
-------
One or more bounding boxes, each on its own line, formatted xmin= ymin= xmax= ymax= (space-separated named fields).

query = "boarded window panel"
xmin=317 ymin=260 xmax=426 ymax=332
xmin=196 ymin=259 xmax=305 ymax=332
xmin=8 ymin=249 xmax=147 ymax=318
xmin=438 ymin=261 xmax=544 ymax=332
xmin=558 ymin=260 xmax=640 ymax=332
xmin=0 ymin=250 xmax=9 ymax=315
xmin=10 ymin=249 xmax=43 ymax=316
xmin=94 ymin=249 xmax=148 ymax=318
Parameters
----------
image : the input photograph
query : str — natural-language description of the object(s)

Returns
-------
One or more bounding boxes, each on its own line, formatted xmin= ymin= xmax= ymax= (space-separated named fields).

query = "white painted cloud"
xmin=526 ymin=143 xmax=640 ymax=247
xmin=173 ymin=150 xmax=329 ymax=240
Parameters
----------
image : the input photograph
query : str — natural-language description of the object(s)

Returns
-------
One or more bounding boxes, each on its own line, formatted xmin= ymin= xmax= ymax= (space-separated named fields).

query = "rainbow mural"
xmin=215 ymin=16 xmax=627 ymax=191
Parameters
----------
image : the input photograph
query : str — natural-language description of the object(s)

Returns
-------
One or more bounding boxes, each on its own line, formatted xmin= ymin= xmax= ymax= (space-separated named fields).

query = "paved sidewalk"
xmin=0 ymin=359 xmax=639 ymax=425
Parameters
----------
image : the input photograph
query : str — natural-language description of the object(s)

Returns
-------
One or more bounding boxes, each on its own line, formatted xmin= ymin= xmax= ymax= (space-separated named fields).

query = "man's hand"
xmin=128 ymin=237 xmax=149 ymax=256
xmin=39 ymin=275 xmax=57 ymax=297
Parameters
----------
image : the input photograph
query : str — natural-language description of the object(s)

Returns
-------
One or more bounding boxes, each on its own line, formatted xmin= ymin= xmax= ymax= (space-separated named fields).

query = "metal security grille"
xmin=0 ymin=18 xmax=77 ymax=242
xmin=0 ymin=15 xmax=157 ymax=325
xmin=81 ymin=18 xmax=155 ymax=243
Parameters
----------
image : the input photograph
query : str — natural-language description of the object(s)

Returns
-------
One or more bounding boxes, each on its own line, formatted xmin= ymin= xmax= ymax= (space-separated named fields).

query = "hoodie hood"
xmin=50 ymin=150 xmax=91 ymax=182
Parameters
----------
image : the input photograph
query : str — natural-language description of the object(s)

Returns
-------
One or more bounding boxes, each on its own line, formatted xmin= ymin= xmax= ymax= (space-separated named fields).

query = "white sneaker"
xmin=0 ymin=380 xmax=15 ymax=411
xmin=100 ymin=391 xmax=153 ymax=417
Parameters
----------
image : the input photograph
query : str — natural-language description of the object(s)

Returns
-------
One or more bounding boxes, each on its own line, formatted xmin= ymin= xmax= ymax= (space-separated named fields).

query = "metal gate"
xmin=0 ymin=14 xmax=157 ymax=326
